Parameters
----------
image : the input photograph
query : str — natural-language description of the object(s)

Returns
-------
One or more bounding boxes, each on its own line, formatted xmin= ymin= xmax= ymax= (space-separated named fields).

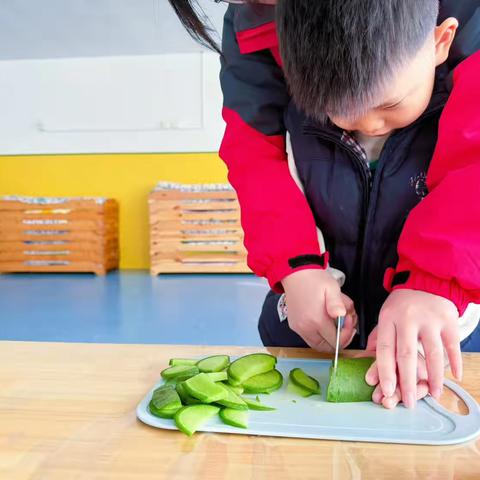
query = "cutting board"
xmin=136 ymin=357 xmax=480 ymax=445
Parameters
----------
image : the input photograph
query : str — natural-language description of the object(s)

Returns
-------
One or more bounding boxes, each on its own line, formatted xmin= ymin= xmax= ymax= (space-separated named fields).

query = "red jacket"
xmin=219 ymin=4 xmax=480 ymax=314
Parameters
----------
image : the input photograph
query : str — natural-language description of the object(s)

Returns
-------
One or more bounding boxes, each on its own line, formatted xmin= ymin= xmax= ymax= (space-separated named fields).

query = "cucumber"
xmin=176 ymin=381 xmax=201 ymax=405
xmin=197 ymin=355 xmax=230 ymax=373
xmin=216 ymin=384 xmax=248 ymax=410
xmin=289 ymin=368 xmax=321 ymax=395
xmin=206 ymin=371 xmax=228 ymax=382
xmin=327 ymin=357 xmax=375 ymax=403
xmin=149 ymin=385 xmax=182 ymax=418
xmin=161 ymin=365 xmax=200 ymax=381
xmin=228 ymin=353 xmax=277 ymax=384
xmin=174 ymin=404 xmax=220 ymax=436
xmin=287 ymin=381 xmax=314 ymax=398
xmin=184 ymin=373 xmax=229 ymax=403
xmin=219 ymin=408 xmax=249 ymax=429
xmin=242 ymin=396 xmax=276 ymax=411
xmin=227 ymin=385 xmax=244 ymax=396
xmin=243 ymin=369 xmax=283 ymax=394
xmin=169 ymin=358 xmax=197 ymax=367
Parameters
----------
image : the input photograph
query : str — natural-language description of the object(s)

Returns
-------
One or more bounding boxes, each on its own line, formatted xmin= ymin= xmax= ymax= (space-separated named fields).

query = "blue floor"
xmin=0 ymin=271 xmax=269 ymax=345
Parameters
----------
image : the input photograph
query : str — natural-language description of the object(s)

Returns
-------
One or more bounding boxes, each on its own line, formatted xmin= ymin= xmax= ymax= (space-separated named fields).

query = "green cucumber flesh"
xmin=197 ymin=355 xmax=230 ymax=373
xmin=161 ymin=365 xmax=200 ymax=381
xmin=206 ymin=371 xmax=228 ymax=382
xmin=242 ymin=396 xmax=276 ymax=411
xmin=227 ymin=353 xmax=276 ymax=384
xmin=174 ymin=404 xmax=220 ymax=436
xmin=219 ymin=408 xmax=249 ymax=429
xmin=226 ymin=385 xmax=244 ymax=395
xmin=215 ymin=384 xmax=248 ymax=410
xmin=176 ymin=381 xmax=201 ymax=405
xmin=184 ymin=373 xmax=228 ymax=403
xmin=287 ymin=381 xmax=314 ymax=397
xmin=242 ymin=369 xmax=283 ymax=394
xmin=289 ymin=368 xmax=321 ymax=394
xmin=327 ymin=357 xmax=375 ymax=403
xmin=169 ymin=358 xmax=197 ymax=367
xmin=149 ymin=385 xmax=182 ymax=418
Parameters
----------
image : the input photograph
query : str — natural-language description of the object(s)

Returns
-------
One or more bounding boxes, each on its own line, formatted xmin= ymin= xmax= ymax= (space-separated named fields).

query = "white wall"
xmin=0 ymin=0 xmax=227 ymax=155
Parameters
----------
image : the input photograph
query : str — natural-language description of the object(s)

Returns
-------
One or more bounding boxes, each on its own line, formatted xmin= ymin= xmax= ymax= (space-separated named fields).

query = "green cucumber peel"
xmin=289 ymin=368 xmax=321 ymax=394
xmin=227 ymin=353 xmax=277 ymax=384
xmin=242 ymin=369 xmax=283 ymax=394
xmin=174 ymin=404 xmax=220 ymax=436
xmin=197 ymin=355 xmax=230 ymax=373
xmin=161 ymin=365 xmax=200 ymax=381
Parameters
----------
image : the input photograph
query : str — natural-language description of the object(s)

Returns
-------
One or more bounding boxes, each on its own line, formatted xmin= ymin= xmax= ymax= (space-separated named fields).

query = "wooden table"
xmin=1 ymin=342 xmax=479 ymax=480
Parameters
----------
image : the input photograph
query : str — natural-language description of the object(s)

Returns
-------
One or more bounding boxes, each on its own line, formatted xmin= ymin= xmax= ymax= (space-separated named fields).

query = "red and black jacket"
xmin=219 ymin=2 xmax=480 ymax=319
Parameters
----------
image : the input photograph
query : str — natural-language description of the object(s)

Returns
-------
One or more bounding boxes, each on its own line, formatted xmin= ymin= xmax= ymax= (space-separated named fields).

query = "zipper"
xmin=357 ymin=103 xmax=446 ymax=346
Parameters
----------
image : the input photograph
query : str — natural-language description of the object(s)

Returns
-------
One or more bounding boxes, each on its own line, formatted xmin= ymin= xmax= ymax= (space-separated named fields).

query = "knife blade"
xmin=333 ymin=315 xmax=345 ymax=378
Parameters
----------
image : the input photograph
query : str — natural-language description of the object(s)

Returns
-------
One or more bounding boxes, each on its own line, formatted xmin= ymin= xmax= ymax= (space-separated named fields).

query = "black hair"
xmin=276 ymin=0 xmax=440 ymax=122
xmin=167 ymin=0 xmax=221 ymax=53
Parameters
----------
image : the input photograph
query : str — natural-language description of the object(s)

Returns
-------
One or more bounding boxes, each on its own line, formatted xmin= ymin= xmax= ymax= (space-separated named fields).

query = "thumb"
xmin=324 ymin=283 xmax=347 ymax=319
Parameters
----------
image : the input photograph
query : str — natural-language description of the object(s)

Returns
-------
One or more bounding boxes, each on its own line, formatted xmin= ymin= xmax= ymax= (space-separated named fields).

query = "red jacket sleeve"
xmin=385 ymin=51 xmax=480 ymax=314
xmin=219 ymin=6 xmax=323 ymax=290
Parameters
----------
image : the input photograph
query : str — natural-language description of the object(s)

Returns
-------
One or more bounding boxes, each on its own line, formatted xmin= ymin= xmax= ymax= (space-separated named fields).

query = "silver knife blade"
xmin=333 ymin=315 xmax=345 ymax=377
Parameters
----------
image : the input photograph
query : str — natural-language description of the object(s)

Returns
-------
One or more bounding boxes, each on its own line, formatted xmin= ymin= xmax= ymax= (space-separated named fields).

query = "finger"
xmin=397 ymin=325 xmax=418 ymax=409
xmin=420 ymin=331 xmax=444 ymax=400
xmin=340 ymin=313 xmax=357 ymax=348
xmin=303 ymin=331 xmax=335 ymax=353
xmin=372 ymin=384 xmax=384 ymax=404
xmin=382 ymin=385 xmax=401 ymax=410
xmin=366 ymin=326 xmax=378 ymax=352
xmin=417 ymin=354 xmax=428 ymax=381
xmin=324 ymin=283 xmax=347 ymax=319
xmin=441 ymin=324 xmax=463 ymax=382
xmin=376 ymin=321 xmax=397 ymax=398
xmin=365 ymin=361 xmax=379 ymax=386
xmin=416 ymin=380 xmax=429 ymax=401
xmin=340 ymin=293 xmax=355 ymax=315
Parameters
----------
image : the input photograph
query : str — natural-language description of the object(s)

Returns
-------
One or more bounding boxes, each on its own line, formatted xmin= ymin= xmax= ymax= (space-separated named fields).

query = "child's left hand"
xmin=373 ymin=289 xmax=462 ymax=408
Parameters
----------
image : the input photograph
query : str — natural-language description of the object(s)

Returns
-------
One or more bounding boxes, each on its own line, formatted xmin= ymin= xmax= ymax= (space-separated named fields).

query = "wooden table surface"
xmin=1 ymin=341 xmax=479 ymax=480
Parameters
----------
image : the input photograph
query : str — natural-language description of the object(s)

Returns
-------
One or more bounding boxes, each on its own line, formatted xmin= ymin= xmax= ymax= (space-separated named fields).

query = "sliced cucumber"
xmin=174 ymin=404 xmax=220 ymax=436
xmin=215 ymin=384 xmax=248 ymax=410
xmin=227 ymin=385 xmax=244 ymax=396
xmin=176 ymin=381 xmax=201 ymax=405
xmin=206 ymin=371 xmax=228 ymax=382
xmin=327 ymin=357 xmax=375 ymax=403
xmin=197 ymin=355 xmax=230 ymax=373
xmin=184 ymin=373 xmax=228 ymax=403
xmin=289 ymin=368 xmax=321 ymax=395
xmin=243 ymin=369 xmax=283 ymax=394
xmin=287 ymin=381 xmax=314 ymax=397
xmin=169 ymin=358 xmax=197 ymax=367
xmin=242 ymin=396 xmax=276 ymax=411
xmin=161 ymin=365 xmax=200 ymax=381
xmin=228 ymin=353 xmax=277 ymax=384
xmin=219 ymin=408 xmax=249 ymax=429
xmin=149 ymin=385 xmax=182 ymax=418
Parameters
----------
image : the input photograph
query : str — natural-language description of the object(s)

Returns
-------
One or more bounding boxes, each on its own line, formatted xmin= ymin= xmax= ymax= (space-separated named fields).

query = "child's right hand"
xmin=282 ymin=269 xmax=357 ymax=351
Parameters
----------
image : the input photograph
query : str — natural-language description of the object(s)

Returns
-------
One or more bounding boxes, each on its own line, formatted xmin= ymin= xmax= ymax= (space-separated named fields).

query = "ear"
xmin=434 ymin=18 xmax=459 ymax=67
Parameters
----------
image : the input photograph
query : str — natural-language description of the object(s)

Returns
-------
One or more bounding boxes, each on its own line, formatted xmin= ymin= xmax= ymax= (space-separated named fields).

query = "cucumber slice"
xmin=184 ymin=373 xmax=229 ymax=403
xmin=227 ymin=385 xmax=244 ymax=395
xmin=243 ymin=369 xmax=283 ymax=394
xmin=149 ymin=385 xmax=182 ymax=418
xmin=174 ymin=404 xmax=220 ymax=436
xmin=242 ymin=396 xmax=276 ymax=411
xmin=197 ymin=355 xmax=230 ymax=373
xmin=206 ymin=371 xmax=228 ymax=382
xmin=287 ymin=381 xmax=314 ymax=398
xmin=289 ymin=368 xmax=321 ymax=395
xmin=228 ymin=353 xmax=277 ymax=384
xmin=176 ymin=381 xmax=201 ymax=405
xmin=219 ymin=408 xmax=249 ymax=429
xmin=216 ymin=384 xmax=248 ymax=410
xmin=169 ymin=358 xmax=197 ymax=367
xmin=327 ymin=357 xmax=375 ymax=403
xmin=226 ymin=376 xmax=243 ymax=387
xmin=161 ymin=365 xmax=200 ymax=381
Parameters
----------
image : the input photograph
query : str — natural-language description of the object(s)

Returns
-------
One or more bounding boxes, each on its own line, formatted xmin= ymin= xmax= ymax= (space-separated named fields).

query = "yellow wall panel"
xmin=0 ymin=153 xmax=228 ymax=269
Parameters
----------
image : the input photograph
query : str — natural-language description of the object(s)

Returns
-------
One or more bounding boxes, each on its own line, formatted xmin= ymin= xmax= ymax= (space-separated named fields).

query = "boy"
xmin=258 ymin=0 xmax=480 ymax=408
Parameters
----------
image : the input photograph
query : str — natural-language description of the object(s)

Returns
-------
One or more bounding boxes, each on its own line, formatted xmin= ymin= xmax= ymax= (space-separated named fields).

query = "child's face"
xmin=329 ymin=18 xmax=458 ymax=137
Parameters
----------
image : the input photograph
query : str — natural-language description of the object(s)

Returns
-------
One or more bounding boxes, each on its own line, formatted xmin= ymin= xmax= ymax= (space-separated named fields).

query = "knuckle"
xmin=397 ymin=346 xmax=416 ymax=360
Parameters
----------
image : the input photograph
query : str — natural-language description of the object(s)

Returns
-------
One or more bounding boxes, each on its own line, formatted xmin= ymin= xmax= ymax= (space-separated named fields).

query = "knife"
xmin=333 ymin=315 xmax=345 ymax=378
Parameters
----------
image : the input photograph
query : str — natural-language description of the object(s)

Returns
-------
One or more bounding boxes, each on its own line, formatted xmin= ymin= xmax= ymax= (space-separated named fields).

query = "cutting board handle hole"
xmin=438 ymin=385 xmax=469 ymax=416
